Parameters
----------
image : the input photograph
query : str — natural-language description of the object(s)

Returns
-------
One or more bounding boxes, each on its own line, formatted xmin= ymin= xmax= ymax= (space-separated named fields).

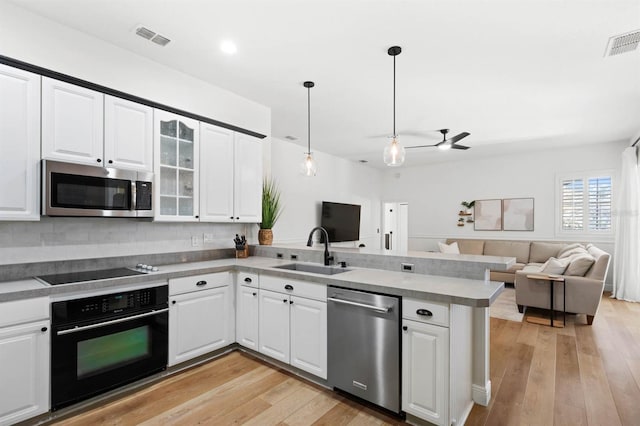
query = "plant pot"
xmin=258 ymin=229 xmax=273 ymax=245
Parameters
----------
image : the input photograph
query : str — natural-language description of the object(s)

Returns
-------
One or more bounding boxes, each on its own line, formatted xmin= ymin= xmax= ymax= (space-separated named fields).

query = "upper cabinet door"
xmin=0 ymin=65 xmax=41 ymax=221
xmin=234 ymin=133 xmax=263 ymax=223
xmin=200 ymin=123 xmax=235 ymax=222
xmin=104 ymin=96 xmax=153 ymax=172
xmin=154 ymin=109 xmax=200 ymax=221
xmin=42 ymin=78 xmax=104 ymax=166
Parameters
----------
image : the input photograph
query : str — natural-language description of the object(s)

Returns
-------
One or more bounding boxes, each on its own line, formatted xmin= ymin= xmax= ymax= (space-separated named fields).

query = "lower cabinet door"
xmin=0 ymin=320 xmax=50 ymax=425
xmin=236 ymin=284 xmax=260 ymax=350
xmin=169 ymin=285 xmax=231 ymax=366
xmin=402 ymin=319 xmax=449 ymax=426
xmin=258 ymin=289 xmax=290 ymax=363
xmin=290 ymin=296 xmax=327 ymax=379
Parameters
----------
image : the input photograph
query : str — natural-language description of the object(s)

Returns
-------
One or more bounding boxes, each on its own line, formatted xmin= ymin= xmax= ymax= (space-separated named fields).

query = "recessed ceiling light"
xmin=220 ymin=40 xmax=238 ymax=55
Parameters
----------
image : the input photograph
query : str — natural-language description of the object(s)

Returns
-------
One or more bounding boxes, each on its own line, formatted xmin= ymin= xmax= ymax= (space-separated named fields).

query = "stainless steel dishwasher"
xmin=327 ymin=286 xmax=401 ymax=414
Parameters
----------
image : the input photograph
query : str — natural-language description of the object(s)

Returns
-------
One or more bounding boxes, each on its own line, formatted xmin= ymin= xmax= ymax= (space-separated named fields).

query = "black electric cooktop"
xmin=37 ymin=267 xmax=147 ymax=285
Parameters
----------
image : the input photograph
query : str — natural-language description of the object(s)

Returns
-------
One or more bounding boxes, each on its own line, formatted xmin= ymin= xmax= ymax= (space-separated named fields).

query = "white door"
xmin=42 ymin=77 xmax=104 ymax=166
xmin=402 ymin=319 xmax=449 ymax=426
xmin=236 ymin=285 xmax=260 ymax=350
xmin=233 ymin=133 xmax=263 ymax=223
xmin=290 ymin=296 xmax=327 ymax=379
xmin=199 ymin=123 xmax=235 ymax=222
xmin=0 ymin=321 xmax=50 ymax=425
xmin=258 ymin=289 xmax=290 ymax=363
xmin=0 ymin=65 xmax=40 ymax=221
xmin=104 ymin=95 xmax=153 ymax=172
xmin=382 ymin=202 xmax=409 ymax=252
xmin=154 ymin=110 xmax=200 ymax=221
xmin=168 ymin=286 xmax=231 ymax=366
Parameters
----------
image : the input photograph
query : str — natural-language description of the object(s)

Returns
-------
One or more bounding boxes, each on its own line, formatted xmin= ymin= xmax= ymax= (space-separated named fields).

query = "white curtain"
xmin=612 ymin=146 xmax=640 ymax=302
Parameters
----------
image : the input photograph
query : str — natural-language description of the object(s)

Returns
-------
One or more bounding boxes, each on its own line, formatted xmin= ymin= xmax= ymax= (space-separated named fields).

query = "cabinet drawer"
xmin=237 ymin=272 xmax=259 ymax=288
xmin=260 ymin=275 xmax=325 ymax=301
xmin=0 ymin=297 xmax=49 ymax=328
xmin=169 ymin=272 xmax=230 ymax=296
xmin=403 ymin=298 xmax=449 ymax=327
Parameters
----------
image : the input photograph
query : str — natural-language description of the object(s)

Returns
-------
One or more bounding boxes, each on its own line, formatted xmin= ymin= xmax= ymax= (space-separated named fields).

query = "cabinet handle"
xmin=41 ymin=326 xmax=48 ymax=333
xmin=252 ymin=292 xmax=257 ymax=296
xmin=290 ymin=300 xmax=294 ymax=304
xmin=196 ymin=280 xmax=207 ymax=286
xmin=236 ymin=217 xmax=240 ymax=220
xmin=172 ymin=300 xmax=176 ymax=305
xmin=284 ymin=284 xmax=294 ymax=291
xmin=195 ymin=215 xmax=199 ymax=219
xmin=283 ymin=299 xmax=288 ymax=303
xmin=96 ymin=158 xmax=102 ymax=163
xmin=108 ymin=160 xmax=113 ymax=164
xmin=402 ymin=326 xmax=408 ymax=331
xmin=244 ymin=277 xmax=252 ymax=283
xmin=230 ymin=216 xmax=234 ymax=219
xmin=416 ymin=309 xmax=433 ymax=317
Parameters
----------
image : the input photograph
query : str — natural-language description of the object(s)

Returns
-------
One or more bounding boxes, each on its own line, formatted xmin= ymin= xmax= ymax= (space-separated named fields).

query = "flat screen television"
xmin=320 ymin=201 xmax=361 ymax=243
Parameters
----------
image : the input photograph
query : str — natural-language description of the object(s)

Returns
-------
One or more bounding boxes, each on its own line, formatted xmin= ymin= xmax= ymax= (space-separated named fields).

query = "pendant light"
xmin=383 ymin=46 xmax=405 ymax=167
xmin=300 ymin=81 xmax=317 ymax=176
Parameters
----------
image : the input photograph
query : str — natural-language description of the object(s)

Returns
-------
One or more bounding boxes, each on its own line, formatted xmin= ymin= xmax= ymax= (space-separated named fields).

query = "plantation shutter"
xmin=588 ymin=176 xmax=612 ymax=231
xmin=561 ymin=178 xmax=584 ymax=231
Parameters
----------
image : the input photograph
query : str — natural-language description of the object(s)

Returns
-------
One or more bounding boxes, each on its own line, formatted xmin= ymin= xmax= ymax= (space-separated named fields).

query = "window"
xmin=558 ymin=173 xmax=613 ymax=234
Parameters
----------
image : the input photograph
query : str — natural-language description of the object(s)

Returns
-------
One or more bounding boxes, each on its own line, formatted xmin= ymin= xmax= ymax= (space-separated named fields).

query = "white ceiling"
xmin=10 ymin=0 xmax=640 ymax=168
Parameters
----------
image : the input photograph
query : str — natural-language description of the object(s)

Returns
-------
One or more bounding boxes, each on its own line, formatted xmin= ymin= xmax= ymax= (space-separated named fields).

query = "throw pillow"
xmin=557 ymin=243 xmax=584 ymax=258
xmin=540 ymin=257 xmax=570 ymax=275
xmin=438 ymin=241 xmax=460 ymax=254
xmin=565 ymin=253 xmax=595 ymax=276
xmin=558 ymin=245 xmax=587 ymax=259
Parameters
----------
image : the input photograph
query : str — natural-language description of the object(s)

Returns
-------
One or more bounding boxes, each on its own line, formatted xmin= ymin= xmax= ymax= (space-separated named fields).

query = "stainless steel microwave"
xmin=43 ymin=160 xmax=154 ymax=217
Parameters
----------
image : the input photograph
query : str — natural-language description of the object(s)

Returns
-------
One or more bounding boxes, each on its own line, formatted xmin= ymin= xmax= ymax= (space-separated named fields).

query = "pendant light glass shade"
xmin=300 ymin=152 xmax=317 ymax=176
xmin=383 ymin=136 xmax=405 ymax=166
xmin=300 ymin=81 xmax=317 ymax=176
xmin=384 ymin=46 xmax=405 ymax=167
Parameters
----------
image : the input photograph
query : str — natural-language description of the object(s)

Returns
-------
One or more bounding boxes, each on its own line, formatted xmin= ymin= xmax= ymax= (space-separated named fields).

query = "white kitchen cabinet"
xmin=258 ymin=289 xmax=290 ymax=364
xmin=104 ymin=95 xmax=153 ymax=172
xmin=200 ymin=123 xmax=262 ymax=223
xmin=402 ymin=319 xmax=449 ymax=426
xmin=154 ymin=109 xmax=199 ymax=221
xmin=289 ymin=295 xmax=327 ymax=379
xmin=235 ymin=273 xmax=259 ymax=350
xmin=0 ymin=298 xmax=49 ymax=426
xmin=42 ymin=77 xmax=104 ymax=166
xmin=168 ymin=273 xmax=233 ymax=366
xmin=258 ymin=276 xmax=327 ymax=379
xmin=0 ymin=64 xmax=40 ymax=221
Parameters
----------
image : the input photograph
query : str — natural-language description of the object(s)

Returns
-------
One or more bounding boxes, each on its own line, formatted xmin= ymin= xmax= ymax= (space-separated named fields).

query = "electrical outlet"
xmin=191 ymin=235 xmax=200 ymax=247
xmin=401 ymin=263 xmax=414 ymax=272
xmin=291 ymin=254 xmax=298 ymax=260
xmin=203 ymin=233 xmax=214 ymax=244
xmin=277 ymin=253 xmax=283 ymax=259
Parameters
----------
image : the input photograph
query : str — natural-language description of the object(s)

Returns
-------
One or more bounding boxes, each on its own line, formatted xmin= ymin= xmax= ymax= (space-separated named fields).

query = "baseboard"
xmin=472 ymin=381 xmax=491 ymax=406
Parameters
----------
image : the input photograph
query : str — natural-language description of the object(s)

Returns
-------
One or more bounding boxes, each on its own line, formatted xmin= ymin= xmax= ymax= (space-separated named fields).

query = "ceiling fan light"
xmin=384 ymin=137 xmax=406 ymax=166
xmin=438 ymin=142 xmax=452 ymax=151
xmin=300 ymin=152 xmax=317 ymax=176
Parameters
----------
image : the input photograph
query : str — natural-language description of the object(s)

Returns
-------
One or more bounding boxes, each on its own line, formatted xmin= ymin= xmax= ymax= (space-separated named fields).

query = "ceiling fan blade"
xmin=450 ymin=144 xmax=470 ymax=150
xmin=406 ymin=144 xmax=438 ymax=149
xmin=449 ymin=132 xmax=470 ymax=143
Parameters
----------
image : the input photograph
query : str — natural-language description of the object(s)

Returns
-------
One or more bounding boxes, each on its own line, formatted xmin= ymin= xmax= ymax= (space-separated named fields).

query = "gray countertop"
xmin=0 ymin=256 xmax=504 ymax=307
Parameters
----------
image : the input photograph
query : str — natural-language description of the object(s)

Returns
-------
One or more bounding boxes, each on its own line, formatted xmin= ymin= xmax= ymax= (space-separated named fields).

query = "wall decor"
xmin=502 ymin=197 xmax=534 ymax=231
xmin=474 ymin=199 xmax=502 ymax=231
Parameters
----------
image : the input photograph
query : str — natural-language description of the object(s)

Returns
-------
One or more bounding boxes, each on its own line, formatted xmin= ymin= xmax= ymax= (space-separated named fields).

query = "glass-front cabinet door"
xmin=154 ymin=110 xmax=199 ymax=221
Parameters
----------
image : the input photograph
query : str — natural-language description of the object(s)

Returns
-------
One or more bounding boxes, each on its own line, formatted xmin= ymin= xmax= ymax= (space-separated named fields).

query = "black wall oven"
xmin=51 ymin=285 xmax=168 ymax=410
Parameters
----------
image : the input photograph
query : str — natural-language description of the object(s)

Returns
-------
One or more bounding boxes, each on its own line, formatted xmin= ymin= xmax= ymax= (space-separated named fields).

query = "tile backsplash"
xmin=0 ymin=217 xmax=255 ymax=265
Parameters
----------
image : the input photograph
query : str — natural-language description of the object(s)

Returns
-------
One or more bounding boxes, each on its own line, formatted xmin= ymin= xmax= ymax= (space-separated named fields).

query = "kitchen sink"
xmin=273 ymin=263 xmax=351 ymax=275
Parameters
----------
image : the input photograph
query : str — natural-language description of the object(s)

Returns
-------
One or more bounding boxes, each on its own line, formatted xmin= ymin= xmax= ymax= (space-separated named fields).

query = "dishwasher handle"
xmin=327 ymin=296 xmax=390 ymax=313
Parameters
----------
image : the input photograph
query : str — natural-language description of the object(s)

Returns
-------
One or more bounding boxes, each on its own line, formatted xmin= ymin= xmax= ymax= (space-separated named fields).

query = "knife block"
xmin=236 ymin=246 xmax=249 ymax=258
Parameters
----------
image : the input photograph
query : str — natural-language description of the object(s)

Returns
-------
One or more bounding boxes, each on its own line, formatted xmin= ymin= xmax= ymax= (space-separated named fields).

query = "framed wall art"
xmin=502 ymin=198 xmax=535 ymax=231
xmin=474 ymin=199 xmax=502 ymax=231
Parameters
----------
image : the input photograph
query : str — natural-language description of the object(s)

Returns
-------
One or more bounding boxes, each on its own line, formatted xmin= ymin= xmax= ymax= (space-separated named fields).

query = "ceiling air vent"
xmin=604 ymin=30 xmax=640 ymax=57
xmin=134 ymin=25 xmax=171 ymax=47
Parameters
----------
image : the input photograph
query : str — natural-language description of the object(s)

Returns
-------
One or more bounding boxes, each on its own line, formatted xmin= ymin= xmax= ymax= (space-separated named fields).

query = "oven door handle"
xmin=56 ymin=308 xmax=169 ymax=336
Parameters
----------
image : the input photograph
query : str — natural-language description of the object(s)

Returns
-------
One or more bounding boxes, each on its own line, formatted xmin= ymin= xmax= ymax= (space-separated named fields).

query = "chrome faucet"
xmin=306 ymin=226 xmax=333 ymax=266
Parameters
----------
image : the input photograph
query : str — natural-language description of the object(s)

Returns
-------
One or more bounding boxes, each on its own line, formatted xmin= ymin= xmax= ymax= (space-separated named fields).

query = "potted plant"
xmin=461 ymin=200 xmax=475 ymax=214
xmin=258 ymin=178 xmax=282 ymax=245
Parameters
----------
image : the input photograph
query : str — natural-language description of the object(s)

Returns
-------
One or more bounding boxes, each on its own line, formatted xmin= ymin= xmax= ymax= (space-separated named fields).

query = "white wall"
xmin=0 ymin=1 xmax=270 ymax=135
xmin=381 ymin=141 xmax=627 ymax=257
xmin=269 ymin=138 xmax=383 ymax=248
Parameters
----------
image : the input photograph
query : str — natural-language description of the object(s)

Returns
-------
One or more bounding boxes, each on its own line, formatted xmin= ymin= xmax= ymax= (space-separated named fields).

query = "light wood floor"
xmin=52 ymin=292 xmax=640 ymax=426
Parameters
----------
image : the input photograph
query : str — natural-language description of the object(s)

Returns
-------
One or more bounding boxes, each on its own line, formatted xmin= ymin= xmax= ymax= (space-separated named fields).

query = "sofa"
xmin=445 ymin=239 xmax=611 ymax=325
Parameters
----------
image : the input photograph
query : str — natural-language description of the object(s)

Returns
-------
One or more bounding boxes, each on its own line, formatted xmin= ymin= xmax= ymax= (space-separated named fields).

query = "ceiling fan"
xmin=406 ymin=129 xmax=471 ymax=151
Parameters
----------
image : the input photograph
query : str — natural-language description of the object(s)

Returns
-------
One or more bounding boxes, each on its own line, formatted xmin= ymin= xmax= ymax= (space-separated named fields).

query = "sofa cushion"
xmin=540 ymin=257 xmax=570 ymax=275
xmin=446 ymin=239 xmax=484 ymax=255
xmin=521 ymin=263 xmax=544 ymax=273
xmin=558 ymin=244 xmax=587 ymax=259
xmin=506 ymin=263 xmax=525 ymax=273
xmin=565 ymin=253 xmax=595 ymax=276
xmin=438 ymin=241 xmax=460 ymax=254
xmin=484 ymin=240 xmax=530 ymax=263
xmin=529 ymin=242 xmax=566 ymax=263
